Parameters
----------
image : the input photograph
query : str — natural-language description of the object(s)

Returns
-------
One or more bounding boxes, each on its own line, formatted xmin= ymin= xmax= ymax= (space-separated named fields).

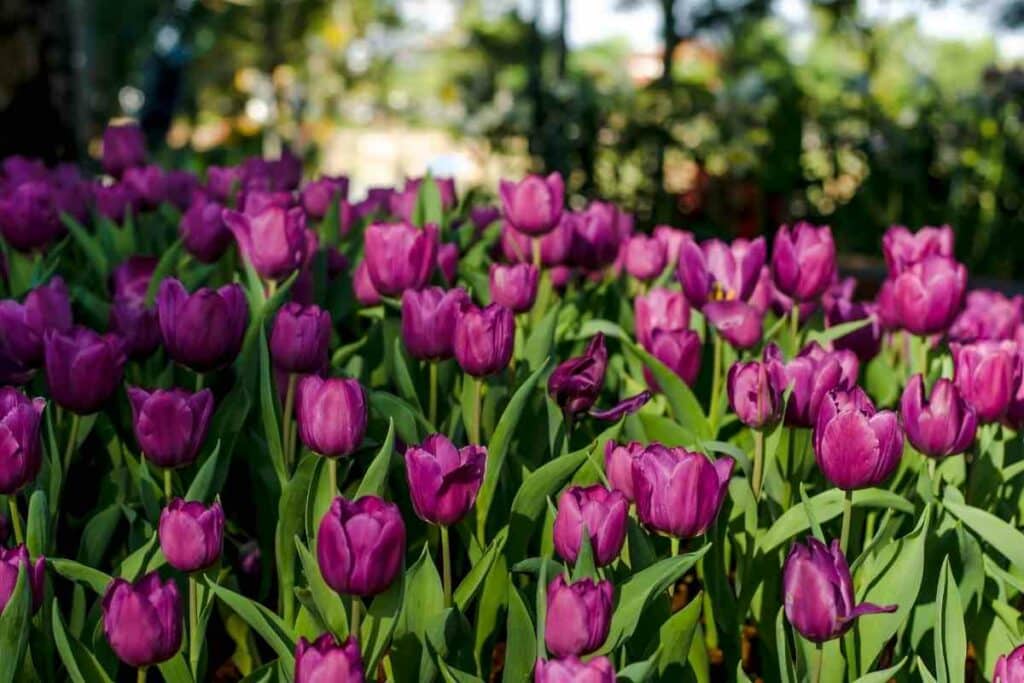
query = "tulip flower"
xmin=604 ymin=441 xmax=645 ymax=501
xmin=241 ymin=190 xmax=293 ymax=214
xmin=295 ymin=376 xmax=367 ymax=457
xmin=889 ymin=256 xmax=967 ymax=336
xmin=317 ymin=496 xmax=406 ymax=597
xmin=352 ymin=260 xmax=382 ymax=307
xmin=404 ymin=434 xmax=486 ymax=526
xmin=949 ymin=290 xmax=1023 ymax=343
xmin=825 ymin=298 xmax=882 ymax=362
xmin=224 ymin=205 xmax=316 ymax=281
xmin=158 ymin=499 xmax=224 ymax=572
xmin=765 ymin=342 xmax=857 ymax=428
xmin=548 ymin=334 xmax=608 ymax=416
xmin=0 ymin=180 xmax=67 ymax=251
xmin=101 ymin=122 xmax=147 ymax=178
xmin=157 ymin=278 xmax=248 ymax=373
xmin=163 ymin=170 xmax=198 ymax=211
xmin=437 ymin=243 xmax=459 ymax=285
xmin=677 ymin=236 xmax=766 ymax=308
xmin=362 ymin=222 xmax=438 ymax=297
xmin=952 ymin=340 xmax=1022 ymax=423
xmin=499 ymin=173 xmax=564 ymax=236
xmin=900 ymin=375 xmax=977 ymax=458
xmin=205 ymin=165 xmax=242 ymax=203
xmin=704 ymin=300 xmax=763 ymax=350
xmin=634 ymin=288 xmax=690 ymax=350
xmin=490 ymin=263 xmax=539 ymax=313
xmin=109 ymin=259 xmax=159 ymax=359
xmin=0 ymin=545 xmax=45 ymax=614
xmin=814 ymin=386 xmax=903 ymax=490
xmin=94 ymin=182 xmax=134 ymax=223
xmin=569 ymin=204 xmax=620 ymax=271
xmin=882 ymin=224 xmax=955 ymax=276
xmin=501 ymin=217 xmax=572 ymax=266
xmin=654 ymin=226 xmax=691 ymax=265
xmin=994 ymin=644 xmax=1024 ymax=683
xmin=295 ymin=634 xmax=365 ymax=683
xmin=0 ymin=277 xmax=73 ymax=373
xmin=400 ymin=287 xmax=469 ymax=361
xmin=270 ymin=303 xmax=331 ymax=374
xmin=127 ymin=387 xmax=213 ymax=469
xmin=43 ymin=327 xmax=125 ymax=415
xmin=644 ymin=327 xmax=702 ymax=388
xmin=727 ymin=359 xmax=782 ymax=429
xmin=783 ymin=537 xmax=895 ymax=642
xmin=632 ymin=445 xmax=734 ymax=538
xmin=454 ymin=303 xmax=515 ymax=378
xmin=102 ymin=572 xmax=182 ymax=667
xmin=181 ymin=194 xmax=232 ymax=263
xmin=544 ymin=575 xmax=613 ymax=657
xmin=552 ymin=485 xmax=628 ymax=566
xmin=534 ymin=656 xmax=616 ymax=683
xmin=771 ymin=222 xmax=837 ymax=302
xmin=623 ymin=235 xmax=667 ymax=281
xmin=301 ymin=175 xmax=349 ymax=220
xmin=470 ymin=206 xmax=501 ymax=232
xmin=122 ymin=165 xmax=168 ymax=210
xmin=0 ymin=388 xmax=44 ymax=495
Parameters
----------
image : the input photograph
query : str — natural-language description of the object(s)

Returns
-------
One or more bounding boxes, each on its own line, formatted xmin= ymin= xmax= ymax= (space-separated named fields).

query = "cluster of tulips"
xmin=2 ymin=120 xmax=1024 ymax=682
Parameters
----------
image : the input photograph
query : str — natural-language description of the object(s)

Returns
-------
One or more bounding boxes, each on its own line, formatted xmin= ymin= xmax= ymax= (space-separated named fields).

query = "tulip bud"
xmin=404 ymin=434 xmax=486 ymax=526
xmin=0 ymin=181 xmax=66 ymax=252
xmin=544 ymin=575 xmax=613 ymax=658
xmin=205 ymin=165 xmax=242 ymax=203
xmin=900 ymin=375 xmax=977 ymax=458
xmin=0 ymin=388 xmax=44 ymax=494
xmin=352 ymin=260 xmax=382 ymax=306
xmin=295 ymin=376 xmax=367 ymax=457
xmin=295 ymin=634 xmax=365 ymax=683
xmin=634 ymin=288 xmax=690 ymax=350
xmin=122 ymin=165 xmax=168 ymax=210
xmin=632 ymin=445 xmax=733 ymax=538
xmin=890 ymin=256 xmax=966 ymax=336
xmin=765 ymin=342 xmax=856 ymax=428
xmin=0 ymin=545 xmax=45 ymax=615
xmin=317 ymin=496 xmax=406 ymax=596
xmin=241 ymin=190 xmax=293 ymax=214
xmin=952 ymin=341 xmax=1023 ymax=423
xmin=127 ymin=387 xmax=214 ymax=469
xmin=102 ymin=573 xmax=182 ymax=667
xmin=454 ymin=303 xmax=515 ymax=377
xmin=181 ymin=195 xmax=232 ymax=263
xmin=569 ymin=204 xmax=619 ymax=271
xmin=43 ymin=327 xmax=125 ymax=415
xmin=102 ymin=122 xmax=147 ymax=178
xmin=490 ymin=263 xmax=539 ymax=313
xmin=654 ymin=226 xmax=692 ymax=266
xmin=548 ymin=334 xmax=608 ymax=416
xmin=783 ymin=537 xmax=895 ymax=642
xmin=501 ymin=218 xmax=572 ymax=266
xmin=110 ymin=258 xmax=159 ymax=360
xmin=623 ymin=235 xmax=667 ymax=281
xmin=604 ymin=441 xmax=644 ymax=501
xmin=994 ymin=644 xmax=1024 ymax=683
xmin=224 ymin=206 xmax=316 ymax=281
xmin=363 ymin=222 xmax=438 ymax=296
xmin=552 ymin=485 xmax=628 ymax=567
xmin=94 ymin=182 xmax=134 ymax=223
xmin=727 ymin=359 xmax=782 ymax=429
xmin=644 ymin=327 xmax=702 ymax=389
xmin=159 ymin=499 xmax=224 ymax=572
xmin=814 ymin=387 xmax=902 ymax=490
xmin=704 ymin=300 xmax=763 ymax=350
xmin=157 ymin=279 xmax=249 ymax=373
xmin=499 ymin=173 xmax=564 ymax=236
xmin=437 ymin=243 xmax=459 ymax=285
xmin=270 ymin=303 xmax=331 ymax=374
xmin=301 ymin=176 xmax=349 ymax=221
xmin=949 ymin=290 xmax=1024 ymax=343
xmin=771 ymin=222 xmax=836 ymax=302
xmin=677 ymin=236 xmax=766 ymax=308
xmin=882 ymin=224 xmax=954 ymax=276
xmin=534 ymin=656 xmax=616 ymax=683
xmin=400 ymin=287 xmax=469 ymax=361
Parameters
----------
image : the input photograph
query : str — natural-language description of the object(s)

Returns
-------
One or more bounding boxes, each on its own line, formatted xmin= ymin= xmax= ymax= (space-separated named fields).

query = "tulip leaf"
xmin=59 ymin=212 xmax=109 ymax=283
xmin=355 ymin=418 xmax=396 ymax=498
xmin=394 ymin=545 xmax=445 ymax=643
xmin=775 ymin=606 xmax=797 ymax=683
xmin=369 ymin=391 xmax=427 ymax=446
xmin=76 ymin=504 xmax=122 ymax=568
xmin=506 ymin=448 xmax=588 ymax=563
xmin=617 ymin=657 xmax=657 ymax=683
xmin=804 ymin=318 xmax=872 ymax=347
xmin=276 ymin=452 xmax=317 ymax=629
xmin=655 ymin=590 xmax=703 ymax=675
xmin=48 ymin=558 xmax=112 ymax=595
xmin=157 ymin=654 xmax=195 ymax=683
xmin=391 ymin=338 xmax=424 ymax=414
xmin=206 ymin=581 xmax=296 ymax=669
xmin=360 ymin=569 xmax=404 ymax=673
xmin=935 ymin=557 xmax=966 ymax=683
xmin=854 ymin=658 xmax=906 ymax=683
xmin=117 ymin=532 xmax=165 ymax=579
xmin=502 ymin=578 xmax=536 ymax=683
xmin=185 ymin=439 xmax=224 ymax=503
xmin=524 ymin=303 xmax=560 ymax=371
xmin=571 ymin=523 xmax=597 ymax=582
xmin=624 ymin=340 xmax=711 ymax=441
xmin=294 ymin=537 xmax=347 ymax=638
xmin=413 ymin=174 xmax=444 ymax=228
xmin=454 ymin=528 xmax=507 ymax=611
xmin=943 ymin=500 xmax=1024 ymax=572
xmin=51 ymin=602 xmax=114 ymax=683
xmin=258 ymin=330 xmax=288 ymax=486
xmin=143 ymin=238 xmax=183 ymax=306
xmin=0 ymin=564 xmax=30 ymax=683
xmin=305 ymin=455 xmax=350 ymax=547
xmin=26 ymin=489 xmax=49 ymax=557
xmin=916 ymin=657 xmax=939 ymax=683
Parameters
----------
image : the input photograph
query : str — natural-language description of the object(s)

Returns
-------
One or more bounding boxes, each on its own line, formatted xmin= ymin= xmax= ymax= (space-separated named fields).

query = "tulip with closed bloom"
xmin=0 ymin=545 xmax=45 ymax=615
xmin=949 ymin=289 xmax=1024 ymax=343
xmin=569 ymin=204 xmax=620 ymax=272
xmin=102 ymin=572 xmax=182 ymax=668
xmin=644 ymin=327 xmax=702 ymax=389
xmin=552 ymin=485 xmax=628 ymax=566
xmin=632 ymin=445 xmax=733 ymax=538
xmin=352 ymin=260 xmax=381 ymax=306
xmin=270 ymin=302 xmax=331 ymax=374
xmin=889 ymin=256 xmax=967 ymax=336
xmin=43 ymin=327 xmax=126 ymax=415
xmin=102 ymin=122 xmax=147 ymax=178
xmin=363 ymin=222 xmax=438 ymax=296
xmin=501 ymin=217 xmax=572 ymax=266
xmin=0 ymin=388 xmax=44 ymax=496
xmin=127 ymin=387 xmax=214 ymax=470
xmin=771 ymin=222 xmax=837 ymax=302
xmin=317 ymin=496 xmax=406 ymax=597
xmin=499 ymin=173 xmax=564 ymax=236
xmin=157 ymin=279 xmax=248 ymax=373
xmin=295 ymin=376 xmax=367 ymax=458
xmin=900 ymin=375 xmax=977 ymax=458
xmin=952 ymin=340 xmax=1022 ymax=423
xmin=400 ymin=287 xmax=469 ymax=362
xmin=534 ymin=656 xmax=616 ymax=683
xmin=727 ymin=359 xmax=781 ymax=430
xmin=814 ymin=386 xmax=903 ymax=490
xmin=158 ymin=499 xmax=224 ymax=572
xmin=765 ymin=342 xmax=857 ymax=428
xmin=623 ymin=234 xmax=667 ymax=281
xmin=454 ymin=302 xmax=515 ymax=379
xmin=544 ymin=575 xmax=613 ymax=658
xmin=224 ymin=205 xmax=317 ymax=281
xmin=0 ymin=276 xmax=73 ymax=373
xmin=295 ymin=634 xmax=365 ymax=683
xmin=604 ymin=441 xmax=645 ymax=501
xmin=180 ymin=194 xmax=232 ymax=263
xmin=490 ymin=263 xmax=539 ymax=313
xmin=301 ymin=175 xmax=349 ymax=220
xmin=634 ymin=288 xmax=690 ymax=350
xmin=882 ymin=224 xmax=955 ymax=275
xmin=0 ymin=181 xmax=67 ymax=252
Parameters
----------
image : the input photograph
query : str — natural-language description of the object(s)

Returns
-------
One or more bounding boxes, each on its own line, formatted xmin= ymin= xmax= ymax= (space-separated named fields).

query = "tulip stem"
xmin=282 ymin=373 xmax=297 ymax=470
xmin=918 ymin=337 xmax=929 ymax=377
xmin=839 ymin=488 xmax=854 ymax=556
xmin=350 ymin=597 xmax=362 ymax=641
xmin=429 ymin=362 xmax=438 ymax=428
xmin=709 ymin=333 xmax=723 ymax=434
xmin=194 ymin=372 xmax=204 ymax=392
xmin=813 ymin=643 xmax=824 ymax=683
xmin=8 ymin=497 xmax=23 ymax=545
xmin=531 ymin=238 xmax=542 ymax=270
xmin=63 ymin=413 xmax=81 ymax=476
xmin=440 ymin=525 xmax=453 ymax=608
xmin=328 ymin=457 xmax=338 ymax=495
xmin=188 ymin=575 xmax=200 ymax=676
xmin=752 ymin=429 xmax=764 ymax=501
xmin=471 ymin=377 xmax=483 ymax=444
xmin=789 ymin=305 xmax=800 ymax=351
xmin=137 ymin=666 xmax=147 ymax=683
xmin=164 ymin=468 xmax=173 ymax=502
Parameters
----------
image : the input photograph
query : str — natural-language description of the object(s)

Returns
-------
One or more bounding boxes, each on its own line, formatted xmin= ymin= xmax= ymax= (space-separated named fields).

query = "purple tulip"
xmin=765 ymin=342 xmax=857 ymax=428
xmin=490 ymin=263 xmax=539 ymax=313
xmin=43 ymin=327 xmax=125 ymax=414
xmin=301 ymin=176 xmax=349 ymax=221
xmin=94 ymin=182 xmax=134 ymax=223
xmin=534 ymin=656 xmax=615 ymax=683
xmin=270 ymin=303 xmax=331 ymax=374
xmin=632 ymin=445 xmax=733 ymax=538
xmin=240 ymin=190 xmax=294 ymax=215
xmin=122 ymin=165 xmax=168 ymax=210
xmin=353 ymin=260 xmax=382 ymax=306
xmin=548 ymin=334 xmax=608 ymax=416
xmin=404 ymin=434 xmax=486 ymax=526
xmin=501 ymin=218 xmax=572 ymax=266
xmin=654 ymin=226 xmax=692 ymax=265
xmin=295 ymin=634 xmax=365 ymax=683
xmin=0 ymin=545 xmax=45 ymax=615
xmin=552 ymin=485 xmax=628 ymax=566
xmin=784 ymin=537 xmax=895 ymax=642
xmin=205 ymin=165 xmax=243 ymax=203
xmin=470 ymin=206 xmax=501 ymax=232
xmin=771 ymin=223 xmax=836 ymax=302
xmin=181 ymin=194 xmax=232 ymax=263
xmin=317 ymin=496 xmax=406 ymax=597
xmin=952 ymin=341 xmax=1023 ymax=423
xmin=569 ymin=204 xmax=620 ymax=271
xmin=900 ymin=375 xmax=977 ymax=458
xmin=949 ymin=290 xmax=1023 ymax=343
xmin=634 ymin=288 xmax=691 ymax=350
xmin=295 ymin=376 xmax=367 ymax=457
xmin=110 ymin=297 xmax=161 ymax=360
xmin=101 ymin=122 xmax=146 ymax=178
xmin=544 ymin=575 xmax=613 ymax=657
xmin=158 ymin=499 xmax=224 ymax=572
xmin=157 ymin=279 xmax=248 ymax=373
xmin=0 ymin=180 xmax=66 ymax=251
xmin=704 ymin=300 xmax=763 ymax=350
xmin=604 ymin=441 xmax=644 ymax=501
xmin=889 ymin=256 xmax=967 ymax=336
xmin=825 ymin=298 xmax=882 ymax=362
xmin=0 ymin=388 xmax=44 ymax=495
xmin=677 ymin=236 xmax=766 ymax=308
xmin=623 ymin=235 xmax=667 ymax=281
xmin=814 ymin=386 xmax=903 ymax=490
xmin=363 ymin=222 xmax=438 ymax=296
xmin=0 ymin=277 xmax=75 ymax=373
xmin=127 ymin=387 xmax=214 ymax=469
xmin=400 ymin=287 xmax=469 ymax=361
xmin=644 ymin=327 xmax=702 ymax=389
xmin=499 ymin=173 xmax=564 ymax=236
xmin=727 ymin=359 xmax=782 ymax=429
xmin=454 ymin=303 xmax=515 ymax=377
xmin=102 ymin=572 xmax=182 ymax=667
xmin=224 ymin=206 xmax=316 ymax=281
xmin=164 ymin=170 xmax=198 ymax=211
xmin=882 ymin=224 xmax=955 ymax=276
xmin=994 ymin=644 xmax=1024 ymax=683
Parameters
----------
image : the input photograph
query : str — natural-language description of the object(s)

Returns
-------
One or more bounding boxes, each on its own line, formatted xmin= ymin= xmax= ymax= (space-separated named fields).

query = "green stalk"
xmin=137 ymin=667 xmax=147 ymax=683
xmin=440 ymin=525 xmax=453 ymax=608
xmin=428 ymin=362 xmax=438 ymax=428
xmin=752 ymin=429 xmax=765 ymax=501
xmin=789 ymin=304 xmax=800 ymax=351
xmin=328 ymin=456 xmax=338 ymax=495
xmin=8 ymin=497 xmax=23 ymax=545
xmin=63 ymin=413 xmax=81 ymax=476
xmin=282 ymin=373 xmax=298 ymax=470
xmin=471 ymin=377 xmax=483 ymax=444
xmin=350 ymin=597 xmax=363 ymax=641
xmin=708 ymin=333 xmax=723 ymax=434
xmin=839 ymin=488 xmax=854 ymax=556
xmin=164 ymin=468 xmax=173 ymax=502
xmin=813 ymin=642 xmax=824 ymax=683
xmin=189 ymin=575 xmax=200 ymax=677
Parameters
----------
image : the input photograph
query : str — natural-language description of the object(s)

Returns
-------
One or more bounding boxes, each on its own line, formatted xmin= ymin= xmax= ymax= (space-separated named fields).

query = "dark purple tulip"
xmin=825 ymin=298 xmax=882 ymax=362
xmin=654 ymin=225 xmax=692 ymax=266
xmin=224 ymin=206 xmax=316 ymax=281
xmin=295 ymin=634 xmax=365 ymax=683
xmin=0 ymin=389 xmax=44 ymax=495
xmin=499 ymin=173 xmax=564 ymax=236
xmin=401 ymin=287 xmax=469 ymax=361
xmin=632 ymin=445 xmax=733 ymax=538
xmin=569 ymin=204 xmax=619 ymax=271
xmin=900 ymin=375 xmax=976 ymax=458
xmin=110 ymin=298 xmax=161 ymax=360
xmin=949 ymin=289 xmax=1023 ymax=343
xmin=295 ymin=376 xmax=367 ymax=457
xmin=814 ymin=386 xmax=902 ymax=490
xmin=534 ymin=657 xmax=615 ymax=683
xmin=205 ymin=165 xmax=243 ymax=203
xmin=454 ymin=303 xmax=515 ymax=377
xmin=604 ymin=441 xmax=644 ymax=500
xmin=470 ymin=206 xmax=501 ymax=231
xmin=588 ymin=391 xmax=651 ymax=422
xmin=952 ymin=340 xmax=1022 ymax=423
xmin=164 ymin=170 xmax=198 ymax=211
xmin=127 ymin=387 xmax=214 ymax=469
xmin=317 ymin=495 xmax=406 ymax=597
xmin=784 ymin=537 xmax=895 ymax=642
xmin=890 ymin=256 xmax=966 ymax=336
xmin=26 ymin=276 xmax=72 ymax=337
xmin=994 ymin=644 xmax=1024 ymax=683
xmin=1 ymin=156 xmax=47 ymax=185
xmin=623 ymin=235 xmax=667 ymax=281
xmin=490 ymin=263 xmax=539 ymax=313
xmin=94 ymin=182 xmax=134 ymax=223
xmin=404 ymin=434 xmax=486 ymax=526
xmin=270 ymin=303 xmax=331 ymax=374
xmin=882 ymin=224 xmax=955 ymax=276
xmin=552 ymin=485 xmax=628 ymax=566
xmin=704 ymin=300 xmax=763 ymax=350
xmin=437 ymin=242 xmax=459 ymax=285
xmin=501 ymin=217 xmax=572 ymax=266
xmin=181 ymin=195 xmax=232 ymax=263
xmin=765 ymin=342 xmax=856 ymax=428
xmin=0 ymin=180 xmax=66 ymax=251
xmin=0 ymin=545 xmax=45 ymax=615
xmin=644 ymin=327 xmax=702 ymax=388
xmin=727 ymin=359 xmax=781 ymax=429
xmin=241 ymin=190 xmax=294 ymax=215
xmin=158 ymin=499 xmax=224 ymax=572
xmin=544 ymin=575 xmax=613 ymax=658
xmin=157 ymin=279 xmax=248 ymax=373
xmin=800 ymin=341 xmax=860 ymax=389
xmin=122 ymin=165 xmax=167 ymax=210
xmin=352 ymin=260 xmax=382 ymax=307
xmin=0 ymin=278 xmax=73 ymax=376
xmin=634 ymin=288 xmax=691 ymax=350
xmin=301 ymin=176 xmax=349 ymax=220
xmin=771 ymin=222 xmax=837 ymax=302
xmin=363 ymin=222 xmax=438 ymax=296
xmin=110 ymin=257 xmax=154 ymax=300
xmin=101 ymin=122 xmax=146 ymax=178
xmin=43 ymin=327 xmax=125 ymax=414
xmin=102 ymin=572 xmax=182 ymax=667
xmin=548 ymin=334 xmax=608 ymax=416
xmin=677 ymin=236 xmax=766 ymax=308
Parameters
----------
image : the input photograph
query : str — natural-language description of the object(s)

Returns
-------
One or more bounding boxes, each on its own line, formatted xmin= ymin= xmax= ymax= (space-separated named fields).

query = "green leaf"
xmin=776 ymin=607 xmax=796 ymax=683
xmin=369 ymin=391 xmax=426 ymax=445
xmin=185 ymin=440 xmax=224 ymax=503
xmin=26 ymin=489 xmax=48 ymax=556
xmin=158 ymin=654 xmax=195 ymax=683
xmin=394 ymin=545 xmax=445 ymax=641
xmin=117 ymin=533 xmax=165 ymax=579
xmin=207 ymin=581 xmax=296 ymax=668
xmin=412 ymin=174 xmax=444 ymax=228
xmin=0 ymin=564 xmax=31 ymax=683
xmin=51 ymin=602 xmax=114 ymax=683
xmin=360 ymin=571 xmax=404 ymax=673
xmin=805 ymin=318 xmax=872 ymax=347
xmin=854 ymin=658 xmax=906 ymax=683
xmin=48 ymin=558 xmax=112 ymax=594
xmin=625 ymin=340 xmax=710 ymax=440
xmin=143 ymin=238 xmax=183 ymax=306
xmin=524 ymin=304 xmax=560 ymax=371
xmin=277 ymin=453 xmax=317 ymax=628
xmin=943 ymin=500 xmax=1024 ymax=572
xmin=77 ymin=504 xmax=122 ymax=567
xmin=355 ymin=418 xmax=395 ymax=497
xmin=391 ymin=338 xmax=424 ymax=414
xmin=656 ymin=591 xmax=703 ymax=674
xmin=59 ymin=212 xmax=109 ymax=282
xmin=294 ymin=538 xmax=347 ymax=637
xmin=506 ymin=448 xmax=588 ymax=563
xmin=916 ymin=657 xmax=938 ymax=683
xmin=258 ymin=331 xmax=288 ymax=485
xmin=934 ymin=558 xmax=966 ymax=683
xmin=502 ymin=579 xmax=536 ymax=683
xmin=454 ymin=529 xmax=506 ymax=611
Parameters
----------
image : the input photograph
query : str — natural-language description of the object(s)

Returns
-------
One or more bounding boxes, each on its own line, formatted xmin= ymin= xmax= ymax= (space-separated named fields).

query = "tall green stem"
xmin=282 ymin=373 xmax=297 ymax=470
xmin=164 ymin=468 xmax=173 ymax=502
xmin=440 ymin=525 xmax=453 ymax=608
xmin=8 ymin=497 xmax=23 ymax=545
xmin=709 ymin=333 xmax=723 ymax=434
xmin=789 ymin=304 xmax=800 ymax=351
xmin=328 ymin=457 xmax=338 ymax=495
xmin=350 ymin=597 xmax=363 ymax=641
xmin=918 ymin=337 xmax=929 ymax=377
xmin=194 ymin=371 xmax=204 ymax=392
xmin=813 ymin=643 xmax=824 ymax=683
xmin=471 ymin=377 xmax=483 ymax=444
xmin=429 ymin=362 xmax=438 ymax=427
xmin=752 ymin=429 xmax=765 ymax=501
xmin=188 ymin=576 xmax=200 ymax=676
xmin=63 ymin=413 xmax=81 ymax=476
xmin=839 ymin=488 xmax=854 ymax=556
xmin=137 ymin=667 xmax=147 ymax=683
xmin=531 ymin=238 xmax=542 ymax=270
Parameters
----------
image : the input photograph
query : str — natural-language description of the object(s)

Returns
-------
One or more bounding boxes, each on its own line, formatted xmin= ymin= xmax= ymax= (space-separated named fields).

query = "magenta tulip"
xmin=317 ymin=496 xmax=406 ymax=597
xmin=499 ymin=173 xmax=564 ymax=236
xmin=632 ymin=445 xmax=733 ymax=538
xmin=552 ymin=485 xmax=628 ymax=566
xmin=900 ymin=375 xmax=976 ymax=458
xmin=814 ymin=386 xmax=903 ymax=490
xmin=404 ymin=434 xmax=486 ymax=526
xmin=544 ymin=575 xmax=613 ymax=658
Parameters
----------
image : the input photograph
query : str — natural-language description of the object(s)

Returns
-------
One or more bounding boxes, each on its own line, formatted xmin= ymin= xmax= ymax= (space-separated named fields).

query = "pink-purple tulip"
xmin=534 ymin=657 xmax=615 ymax=683
xmin=490 ymin=263 xmax=539 ymax=313
xmin=352 ymin=260 xmax=382 ymax=306
xmin=882 ymin=224 xmax=955 ymax=275
xmin=704 ymin=300 xmax=763 ymax=350
xmin=0 ymin=388 xmax=44 ymax=495
xmin=888 ymin=255 xmax=966 ymax=336
xmin=500 ymin=217 xmax=572 ymax=266
xmin=727 ymin=359 xmax=782 ymax=429
xmin=122 ymin=165 xmax=168 ymax=210
xmin=301 ymin=175 xmax=349 ymax=220
xmin=623 ymin=235 xmax=667 ymax=281
xmin=949 ymin=289 xmax=1023 ymax=343
xmin=548 ymin=334 xmax=608 ymax=416
xmin=544 ymin=575 xmax=613 ymax=658
xmin=654 ymin=225 xmax=692 ymax=265
xmin=157 ymin=279 xmax=248 ymax=373
xmin=270 ymin=302 xmax=331 ymax=374
xmin=771 ymin=222 xmax=836 ymax=302
xmin=181 ymin=194 xmax=232 ymax=263
xmin=110 ymin=258 xmax=159 ymax=359
xmin=205 ymin=165 xmax=243 ymax=203
xmin=158 ymin=499 xmax=224 ymax=572
xmin=814 ymin=386 xmax=903 ymax=490
xmin=295 ymin=634 xmax=365 ymax=683
xmin=404 ymin=434 xmax=486 ymax=526
xmin=295 ymin=376 xmax=367 ymax=457
xmin=634 ymin=288 xmax=691 ymax=350
xmin=569 ymin=204 xmax=622 ymax=271
xmin=400 ymin=287 xmax=469 ymax=361
xmin=994 ymin=644 xmax=1024 ymax=683
xmin=900 ymin=374 xmax=977 ymax=458
xmin=499 ymin=173 xmax=564 ymax=236
xmin=363 ymin=222 xmax=439 ymax=296
xmin=952 ymin=340 xmax=1023 ymax=423
xmin=678 ymin=236 xmax=766 ymax=308
xmin=644 ymin=327 xmax=702 ymax=388
xmin=317 ymin=495 xmax=406 ymax=597
xmin=604 ymin=441 xmax=645 ymax=501
xmin=0 ymin=276 xmax=73 ymax=370
xmin=101 ymin=122 xmax=147 ymax=178
xmin=102 ymin=572 xmax=182 ymax=667
xmin=0 ymin=545 xmax=45 ymax=615
xmin=765 ymin=342 xmax=857 ymax=428
xmin=44 ymin=327 xmax=125 ymax=414
xmin=224 ymin=206 xmax=316 ymax=281
xmin=632 ymin=445 xmax=733 ymax=538
xmin=454 ymin=303 xmax=515 ymax=377
xmin=552 ymin=485 xmax=628 ymax=566
xmin=437 ymin=242 xmax=459 ymax=285
xmin=825 ymin=297 xmax=882 ymax=362
xmin=127 ymin=387 xmax=214 ymax=469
